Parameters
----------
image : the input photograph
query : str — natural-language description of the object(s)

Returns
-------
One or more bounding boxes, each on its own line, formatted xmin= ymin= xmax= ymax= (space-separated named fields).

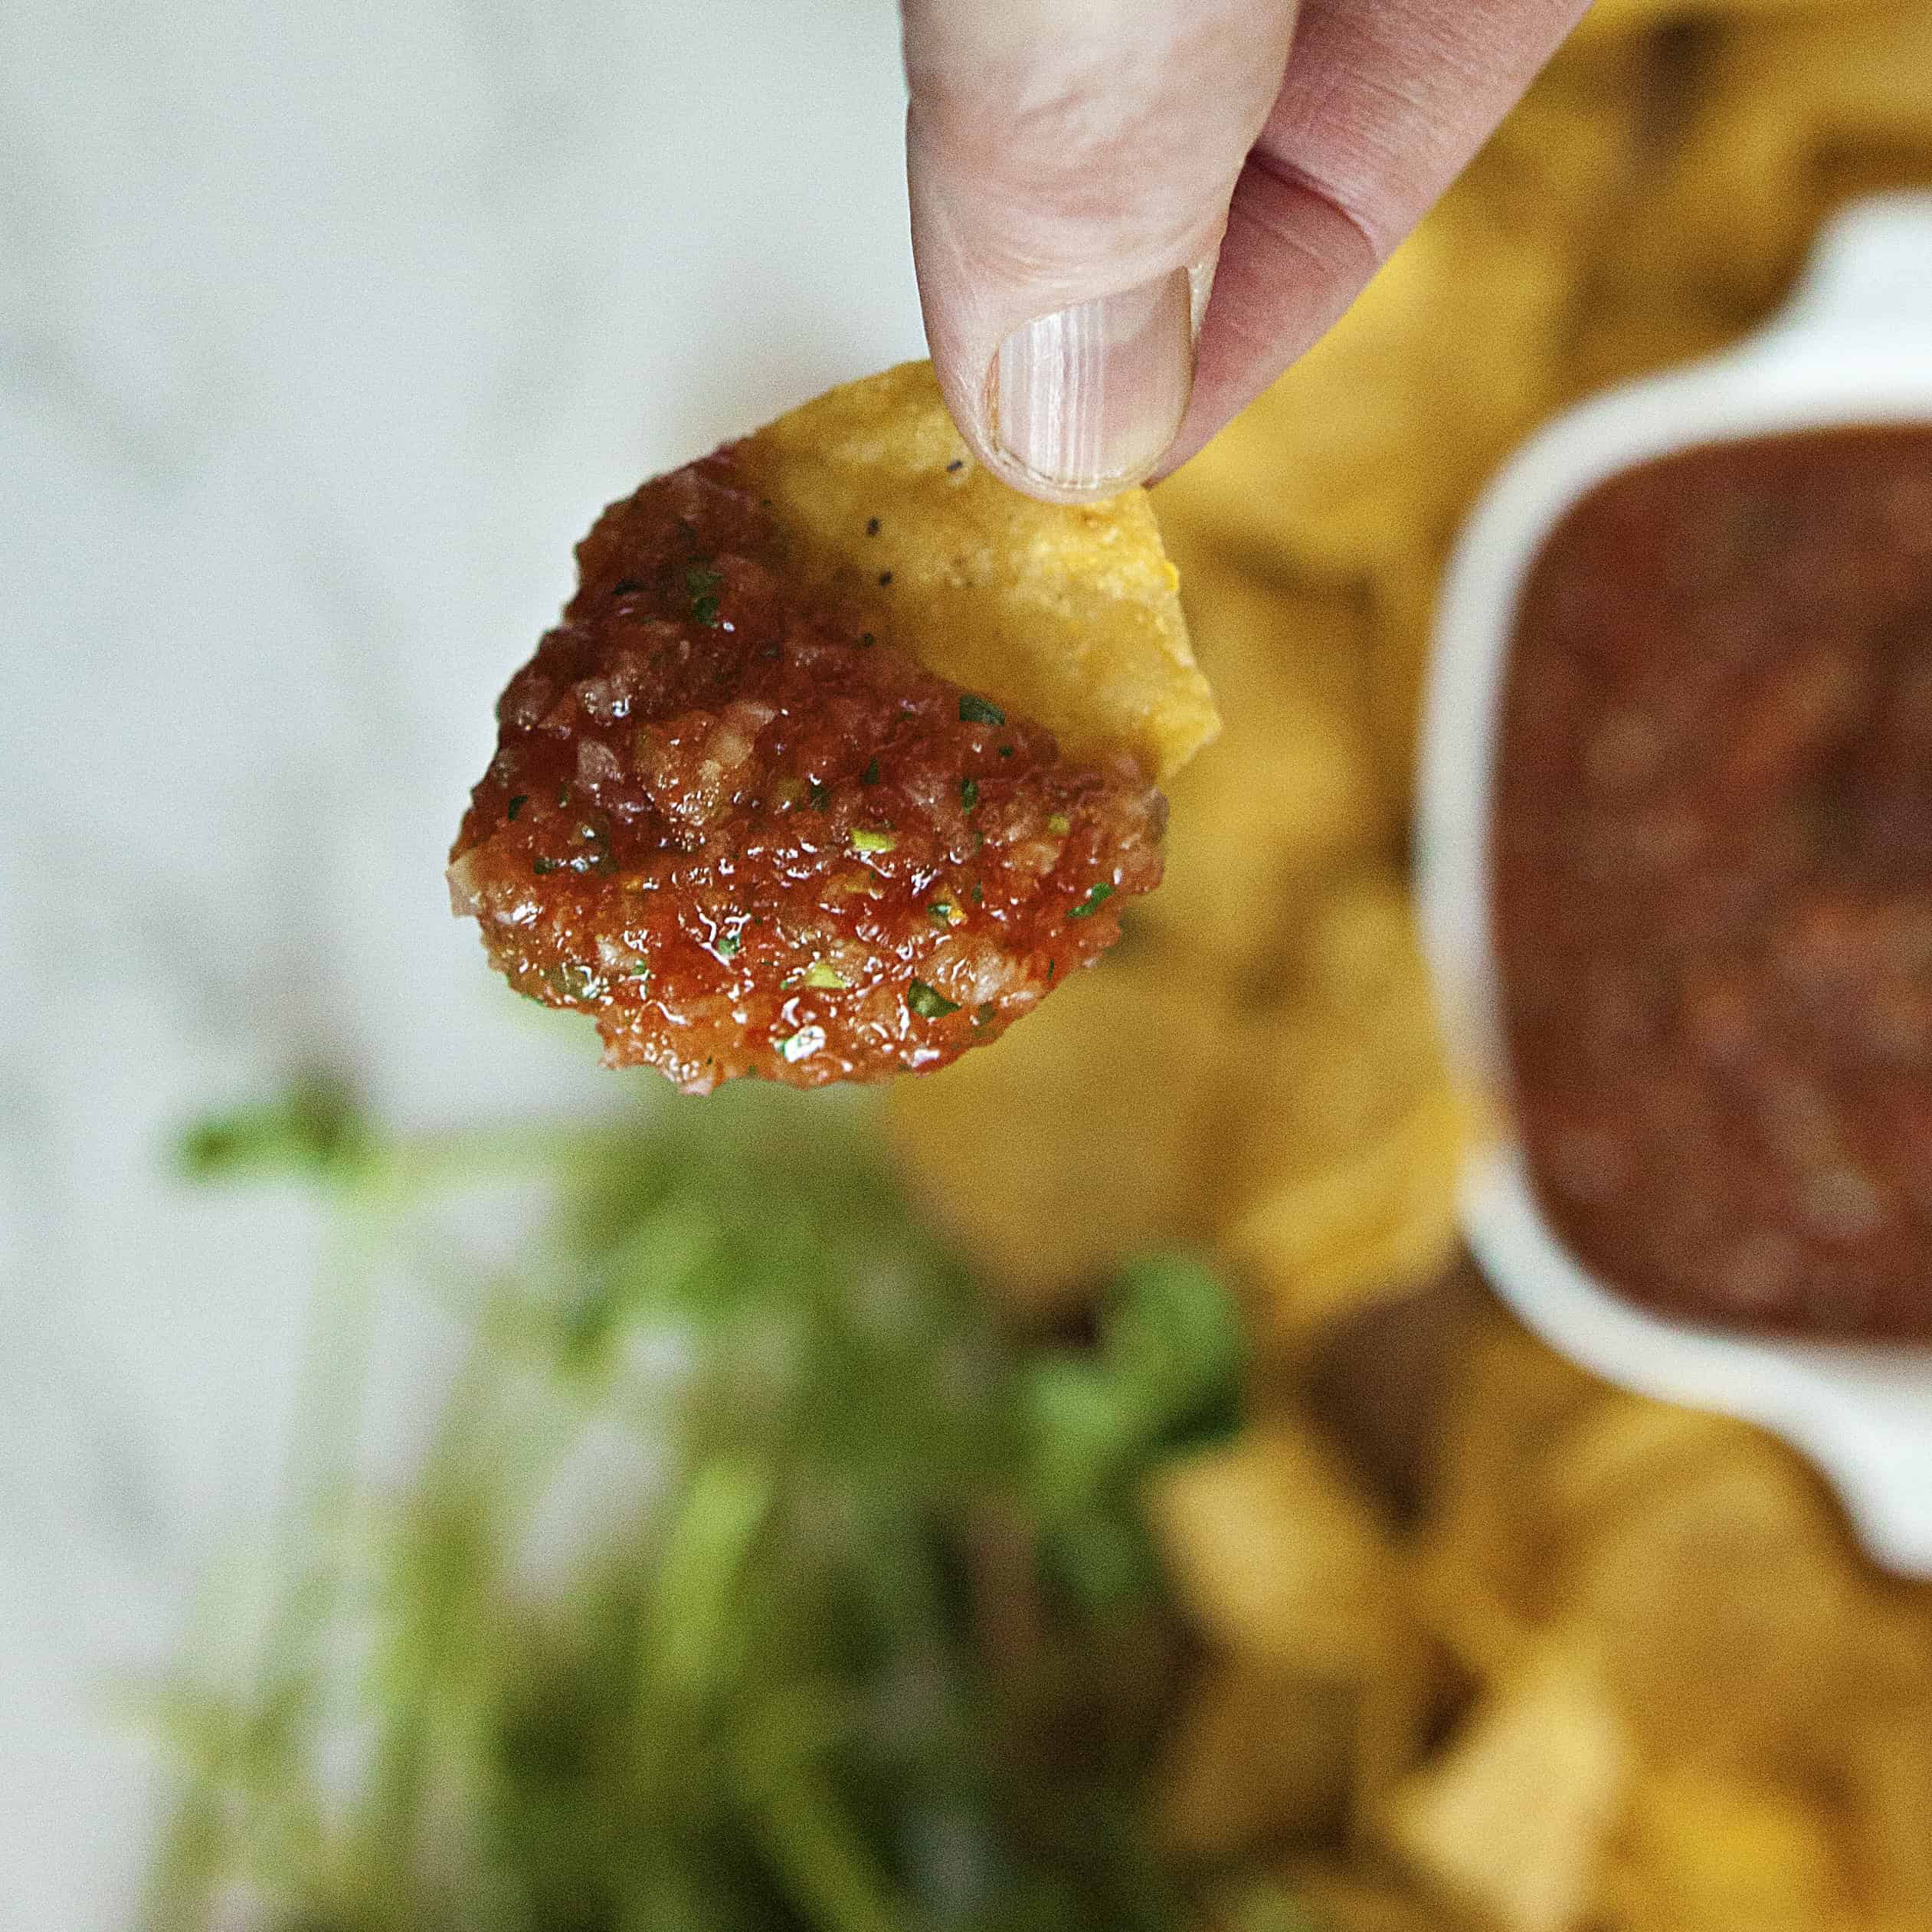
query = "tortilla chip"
xmin=1380 ymin=1642 xmax=1632 ymax=1932
xmin=884 ymin=951 xmax=1238 ymax=1314
xmin=1137 ymin=541 xmax=1390 ymax=984
xmin=1597 ymin=1767 xmax=1851 ymax=1932
xmin=735 ymin=361 xmax=1217 ymax=781
xmin=1152 ymin=199 xmax=1573 ymax=585
xmin=1157 ymin=1660 xmax=1358 ymax=1858
xmin=1560 ymin=1442 xmax=1860 ymax=1773
xmin=1145 ymin=1416 xmax=1402 ymax=1676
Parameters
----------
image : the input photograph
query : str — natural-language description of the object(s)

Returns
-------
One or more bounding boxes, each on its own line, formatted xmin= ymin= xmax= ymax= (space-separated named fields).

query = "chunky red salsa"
xmin=1494 ymin=424 xmax=1932 ymax=1338
xmin=449 ymin=448 xmax=1164 ymax=1092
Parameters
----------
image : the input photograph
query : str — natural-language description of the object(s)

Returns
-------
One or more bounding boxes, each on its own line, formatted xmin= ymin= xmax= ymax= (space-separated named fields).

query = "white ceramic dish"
xmin=1417 ymin=193 xmax=1932 ymax=1574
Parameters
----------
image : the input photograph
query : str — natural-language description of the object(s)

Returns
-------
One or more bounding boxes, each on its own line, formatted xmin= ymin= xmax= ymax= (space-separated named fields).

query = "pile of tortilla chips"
xmin=889 ymin=2 xmax=1932 ymax=1925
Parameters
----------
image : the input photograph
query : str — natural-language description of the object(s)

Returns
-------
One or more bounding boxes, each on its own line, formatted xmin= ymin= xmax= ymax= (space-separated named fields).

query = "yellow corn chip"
xmin=736 ymin=361 xmax=1217 ymax=780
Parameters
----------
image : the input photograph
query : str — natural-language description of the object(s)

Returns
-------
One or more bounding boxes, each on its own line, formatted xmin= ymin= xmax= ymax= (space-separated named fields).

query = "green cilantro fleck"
xmin=507 ymin=794 xmax=527 ymax=821
xmin=1047 ymin=957 xmax=1056 ymax=982
xmin=960 ymin=777 xmax=979 ymax=813
xmin=532 ymin=856 xmax=558 ymax=876
xmin=998 ymin=745 xmax=1014 ymax=758
xmin=685 ymin=564 xmax=723 ymax=627
xmin=808 ymin=781 xmax=831 ymax=811
xmin=971 ymin=882 xmax=984 ymax=904
xmin=863 ymin=757 xmax=880 ymax=786
xmin=1067 ymin=882 xmax=1116 ymax=920
xmin=860 ymin=630 xmax=876 ymax=648
xmin=850 ymin=827 xmax=897 ymax=854
xmin=715 ymin=933 xmax=741 ymax=960
xmin=958 ymin=693 xmax=1004 ymax=728
xmin=905 ymin=979 xmax=961 ymax=1020
xmin=803 ymin=960 xmax=849 ymax=990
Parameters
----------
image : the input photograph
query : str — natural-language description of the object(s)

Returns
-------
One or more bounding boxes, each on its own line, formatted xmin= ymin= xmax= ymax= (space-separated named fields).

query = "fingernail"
xmin=989 ymin=266 xmax=1195 ymax=496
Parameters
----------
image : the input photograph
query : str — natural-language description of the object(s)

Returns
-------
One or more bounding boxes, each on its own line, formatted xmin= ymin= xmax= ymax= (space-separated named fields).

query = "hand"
xmin=902 ymin=0 xmax=1590 ymax=503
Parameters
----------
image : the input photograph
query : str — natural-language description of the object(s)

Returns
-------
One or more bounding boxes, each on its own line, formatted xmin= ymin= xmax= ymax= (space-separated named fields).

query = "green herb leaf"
xmin=802 ymin=961 xmax=848 ymax=990
xmin=905 ymin=980 xmax=960 ymax=1020
xmin=507 ymin=794 xmax=528 ymax=821
xmin=960 ymin=777 xmax=979 ymax=813
xmin=850 ymin=827 xmax=896 ymax=854
xmin=686 ymin=564 xmax=724 ymax=627
xmin=862 ymin=757 xmax=880 ymax=786
xmin=1066 ymin=882 xmax=1115 ymax=920
xmin=958 ymin=693 xmax=1004 ymax=727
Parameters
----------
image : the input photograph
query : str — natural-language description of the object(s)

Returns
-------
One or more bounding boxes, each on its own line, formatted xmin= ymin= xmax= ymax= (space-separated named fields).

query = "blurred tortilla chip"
xmin=1561 ymin=1440 xmax=1861 ymax=1771
xmin=1153 ymin=198 xmax=1573 ymax=584
xmin=737 ymin=360 xmax=1217 ymax=779
xmin=1158 ymin=1659 xmax=1357 ymax=1858
xmin=1137 ymin=543 xmax=1389 ymax=982
xmin=1596 ymin=1766 xmax=1850 ymax=1932
xmin=1380 ymin=1642 xmax=1631 ymax=1932
xmin=1848 ymin=1714 xmax=1932 ymax=1922
xmin=1145 ymin=1415 xmax=1402 ymax=1675
xmin=885 ymin=952 xmax=1236 ymax=1314
xmin=1217 ymin=876 xmax=1469 ymax=1350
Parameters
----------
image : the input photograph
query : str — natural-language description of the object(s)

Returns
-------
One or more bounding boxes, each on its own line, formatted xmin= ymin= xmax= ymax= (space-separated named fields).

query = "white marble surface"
xmin=0 ymin=2 xmax=922 ymax=1920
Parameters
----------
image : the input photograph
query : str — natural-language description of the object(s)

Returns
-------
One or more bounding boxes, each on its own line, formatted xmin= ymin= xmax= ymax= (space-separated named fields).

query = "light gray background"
xmin=0 ymin=3 xmax=922 ymax=1919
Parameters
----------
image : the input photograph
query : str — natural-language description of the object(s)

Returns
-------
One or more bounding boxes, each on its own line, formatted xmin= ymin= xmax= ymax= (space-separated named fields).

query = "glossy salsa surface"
xmin=1494 ymin=424 xmax=1932 ymax=1337
xmin=450 ymin=448 xmax=1164 ymax=1092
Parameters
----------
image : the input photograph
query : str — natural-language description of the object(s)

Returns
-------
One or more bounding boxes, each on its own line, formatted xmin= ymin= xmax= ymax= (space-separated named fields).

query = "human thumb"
xmin=902 ymin=0 xmax=1298 ymax=503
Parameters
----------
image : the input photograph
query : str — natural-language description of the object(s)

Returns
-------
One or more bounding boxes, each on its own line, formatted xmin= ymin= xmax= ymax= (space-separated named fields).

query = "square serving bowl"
xmin=1416 ymin=194 xmax=1932 ymax=1573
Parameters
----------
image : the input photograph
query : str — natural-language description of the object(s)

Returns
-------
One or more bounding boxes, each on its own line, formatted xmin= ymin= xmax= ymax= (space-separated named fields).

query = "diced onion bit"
xmin=780 ymin=1024 xmax=826 ymax=1063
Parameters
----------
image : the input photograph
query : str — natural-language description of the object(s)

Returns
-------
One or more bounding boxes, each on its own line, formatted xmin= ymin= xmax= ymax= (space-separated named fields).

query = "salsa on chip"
xmin=449 ymin=362 xmax=1216 ymax=1092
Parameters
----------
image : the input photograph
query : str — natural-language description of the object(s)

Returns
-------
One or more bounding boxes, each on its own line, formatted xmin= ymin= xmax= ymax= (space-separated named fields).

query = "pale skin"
xmin=902 ymin=0 xmax=1593 ymax=503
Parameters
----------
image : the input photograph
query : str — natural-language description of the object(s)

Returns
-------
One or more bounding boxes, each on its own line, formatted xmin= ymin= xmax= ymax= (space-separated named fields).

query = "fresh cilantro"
xmin=862 ymin=757 xmax=880 ymax=786
xmin=960 ymin=777 xmax=979 ymax=813
xmin=686 ymin=563 xmax=723 ymax=627
xmin=507 ymin=794 xmax=527 ymax=821
xmin=958 ymin=693 xmax=1004 ymax=727
xmin=155 ymin=1092 xmax=1249 ymax=1932
xmin=905 ymin=979 xmax=961 ymax=1020
xmin=1067 ymin=882 xmax=1115 ymax=920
